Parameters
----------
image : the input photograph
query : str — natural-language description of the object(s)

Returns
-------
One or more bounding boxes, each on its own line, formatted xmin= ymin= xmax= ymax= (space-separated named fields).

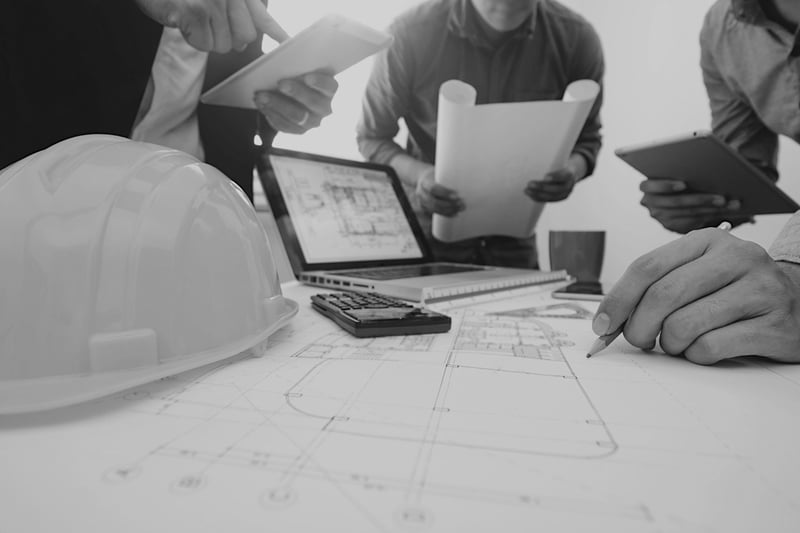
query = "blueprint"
xmin=1 ymin=282 xmax=799 ymax=532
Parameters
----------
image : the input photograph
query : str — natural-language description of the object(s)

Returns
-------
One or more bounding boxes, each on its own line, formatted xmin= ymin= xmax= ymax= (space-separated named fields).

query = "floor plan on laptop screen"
xmin=1 ymin=283 xmax=799 ymax=532
xmin=270 ymin=155 xmax=424 ymax=263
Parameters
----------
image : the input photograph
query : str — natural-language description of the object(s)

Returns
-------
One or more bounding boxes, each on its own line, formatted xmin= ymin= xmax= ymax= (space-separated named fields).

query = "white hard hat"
xmin=0 ymin=135 xmax=297 ymax=414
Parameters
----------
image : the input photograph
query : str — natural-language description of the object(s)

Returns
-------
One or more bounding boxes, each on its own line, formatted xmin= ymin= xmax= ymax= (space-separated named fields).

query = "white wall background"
xmin=267 ymin=0 xmax=800 ymax=284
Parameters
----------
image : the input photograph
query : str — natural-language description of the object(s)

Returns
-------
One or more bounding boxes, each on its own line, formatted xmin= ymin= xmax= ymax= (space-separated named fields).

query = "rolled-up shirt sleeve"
xmin=568 ymin=22 xmax=604 ymax=177
xmin=356 ymin=21 xmax=413 ymax=165
xmin=769 ymin=211 xmax=800 ymax=264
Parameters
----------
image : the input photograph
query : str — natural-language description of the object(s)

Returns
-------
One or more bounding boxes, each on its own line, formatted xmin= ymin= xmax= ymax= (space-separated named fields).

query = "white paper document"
xmin=1 ymin=283 xmax=800 ymax=532
xmin=433 ymin=79 xmax=600 ymax=242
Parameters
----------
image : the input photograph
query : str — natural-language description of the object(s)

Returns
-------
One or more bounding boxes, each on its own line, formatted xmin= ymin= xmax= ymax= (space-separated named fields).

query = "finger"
xmin=539 ymin=172 xmax=572 ymax=185
xmin=525 ymin=190 xmax=569 ymax=203
xmin=639 ymin=179 xmax=688 ymax=194
xmin=659 ymin=278 xmax=767 ymax=356
xmin=526 ymin=182 xmax=571 ymax=194
xmin=228 ymin=0 xmax=258 ymax=50
xmin=648 ymin=206 xmax=743 ymax=220
xmin=648 ymin=214 xmax=723 ymax=234
xmin=247 ymin=0 xmax=290 ymax=42
xmin=258 ymin=108 xmax=306 ymax=134
xmin=595 ymin=228 xmax=727 ymax=336
xmin=423 ymin=197 xmax=462 ymax=217
xmin=641 ymin=193 xmax=739 ymax=210
xmin=277 ymin=79 xmax=333 ymax=117
xmin=207 ymin=0 xmax=232 ymax=53
xmin=684 ymin=316 xmax=800 ymax=364
xmin=426 ymin=183 xmax=461 ymax=200
xmin=254 ymin=91 xmax=320 ymax=128
xmin=145 ymin=0 xmax=181 ymax=27
xmin=624 ymin=249 xmax=743 ymax=350
xmin=303 ymin=72 xmax=339 ymax=98
xmin=179 ymin=5 xmax=214 ymax=51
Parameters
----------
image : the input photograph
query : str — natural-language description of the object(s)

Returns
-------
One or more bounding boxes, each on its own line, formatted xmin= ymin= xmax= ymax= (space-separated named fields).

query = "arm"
xmin=356 ymin=21 xmax=463 ymax=217
xmin=701 ymin=30 xmax=779 ymax=180
xmin=637 ymin=15 xmax=762 ymax=233
xmin=525 ymin=22 xmax=603 ymax=203
xmin=567 ymin=22 xmax=604 ymax=180
xmin=356 ymin=21 xmax=415 ymax=182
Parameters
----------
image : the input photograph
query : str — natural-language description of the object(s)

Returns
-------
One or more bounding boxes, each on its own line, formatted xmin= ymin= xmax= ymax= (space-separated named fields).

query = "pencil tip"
xmin=586 ymin=337 xmax=605 ymax=358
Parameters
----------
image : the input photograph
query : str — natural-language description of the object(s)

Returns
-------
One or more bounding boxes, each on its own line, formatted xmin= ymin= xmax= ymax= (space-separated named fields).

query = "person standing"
xmin=357 ymin=0 xmax=604 ymax=269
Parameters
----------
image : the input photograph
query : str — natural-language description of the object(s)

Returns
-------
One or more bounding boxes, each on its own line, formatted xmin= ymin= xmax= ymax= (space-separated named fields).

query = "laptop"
xmin=263 ymin=148 xmax=568 ymax=303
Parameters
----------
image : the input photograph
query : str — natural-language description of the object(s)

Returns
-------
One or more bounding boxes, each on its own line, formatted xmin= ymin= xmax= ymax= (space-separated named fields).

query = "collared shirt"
xmin=701 ymin=0 xmax=800 ymax=180
xmin=356 ymin=0 xmax=604 ymax=172
xmin=770 ymin=211 xmax=800 ymax=264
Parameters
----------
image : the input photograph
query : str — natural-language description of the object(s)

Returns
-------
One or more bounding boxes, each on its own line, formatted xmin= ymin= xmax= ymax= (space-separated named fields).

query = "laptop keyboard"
xmin=337 ymin=264 xmax=485 ymax=281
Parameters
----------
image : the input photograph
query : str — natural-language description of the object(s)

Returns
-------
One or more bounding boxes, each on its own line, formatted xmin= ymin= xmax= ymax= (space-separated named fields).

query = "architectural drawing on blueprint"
xmin=3 ymin=284 xmax=800 ymax=533
xmin=93 ymin=305 xmax=660 ymax=532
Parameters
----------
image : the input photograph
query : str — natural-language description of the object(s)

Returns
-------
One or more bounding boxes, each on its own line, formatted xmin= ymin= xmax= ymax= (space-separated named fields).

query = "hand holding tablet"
xmin=201 ymin=14 xmax=392 ymax=109
xmin=616 ymin=130 xmax=799 ymax=233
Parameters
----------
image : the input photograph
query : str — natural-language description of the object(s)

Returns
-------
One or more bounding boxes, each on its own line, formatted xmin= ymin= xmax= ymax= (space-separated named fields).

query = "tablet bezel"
xmin=615 ymin=130 xmax=799 ymax=215
xmin=200 ymin=14 xmax=391 ymax=109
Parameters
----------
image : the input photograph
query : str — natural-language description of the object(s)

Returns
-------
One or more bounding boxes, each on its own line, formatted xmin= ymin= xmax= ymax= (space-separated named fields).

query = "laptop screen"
xmin=268 ymin=150 xmax=428 ymax=267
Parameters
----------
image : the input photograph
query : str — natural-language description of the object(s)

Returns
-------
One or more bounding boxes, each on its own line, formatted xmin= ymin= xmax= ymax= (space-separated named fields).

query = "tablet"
xmin=200 ymin=14 xmax=392 ymax=109
xmin=615 ymin=130 xmax=799 ymax=215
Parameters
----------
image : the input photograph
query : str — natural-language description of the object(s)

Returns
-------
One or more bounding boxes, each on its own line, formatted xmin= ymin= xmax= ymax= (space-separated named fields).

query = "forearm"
xmin=567 ymin=152 xmax=589 ymax=182
xmin=357 ymin=135 xmax=406 ymax=166
xmin=389 ymin=152 xmax=433 ymax=190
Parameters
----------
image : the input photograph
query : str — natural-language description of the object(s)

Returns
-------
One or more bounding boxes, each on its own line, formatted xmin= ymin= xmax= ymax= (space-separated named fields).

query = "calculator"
xmin=310 ymin=292 xmax=452 ymax=337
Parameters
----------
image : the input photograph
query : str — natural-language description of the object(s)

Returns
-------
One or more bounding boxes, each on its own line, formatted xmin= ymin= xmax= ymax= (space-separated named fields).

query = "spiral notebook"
xmin=264 ymin=148 xmax=568 ymax=303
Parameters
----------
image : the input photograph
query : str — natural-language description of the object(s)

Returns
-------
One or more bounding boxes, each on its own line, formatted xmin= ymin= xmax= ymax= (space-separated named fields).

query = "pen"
xmin=586 ymin=220 xmax=733 ymax=358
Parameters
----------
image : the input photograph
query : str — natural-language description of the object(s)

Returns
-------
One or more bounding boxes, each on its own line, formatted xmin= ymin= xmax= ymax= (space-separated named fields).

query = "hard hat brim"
xmin=0 ymin=297 xmax=299 ymax=415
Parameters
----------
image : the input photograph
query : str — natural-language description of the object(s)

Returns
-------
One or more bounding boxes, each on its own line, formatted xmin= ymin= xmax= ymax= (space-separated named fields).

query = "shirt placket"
xmin=487 ymin=38 xmax=523 ymax=103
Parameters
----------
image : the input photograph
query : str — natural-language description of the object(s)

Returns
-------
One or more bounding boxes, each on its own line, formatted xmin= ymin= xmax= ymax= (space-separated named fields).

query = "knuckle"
xmin=628 ymin=253 xmax=661 ymax=281
xmin=660 ymin=313 xmax=695 ymax=355
xmin=646 ymin=280 xmax=679 ymax=309
xmin=684 ymin=337 xmax=722 ymax=365
xmin=622 ymin=327 xmax=654 ymax=351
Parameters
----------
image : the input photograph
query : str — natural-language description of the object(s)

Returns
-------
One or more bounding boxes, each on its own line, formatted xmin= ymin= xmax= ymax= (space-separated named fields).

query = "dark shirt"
xmin=701 ymin=0 xmax=800 ymax=181
xmin=0 ymin=0 xmax=270 ymax=199
xmin=355 ymin=0 xmax=604 ymax=268
xmin=357 ymin=0 xmax=604 ymax=171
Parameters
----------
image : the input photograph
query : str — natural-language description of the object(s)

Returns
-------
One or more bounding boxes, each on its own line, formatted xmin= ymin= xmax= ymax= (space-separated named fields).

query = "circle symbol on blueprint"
xmin=261 ymin=487 xmax=298 ymax=509
xmin=394 ymin=505 xmax=434 ymax=530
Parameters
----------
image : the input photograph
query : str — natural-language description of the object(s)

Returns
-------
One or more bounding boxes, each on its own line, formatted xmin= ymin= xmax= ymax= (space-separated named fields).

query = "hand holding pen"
xmin=587 ymin=222 xmax=732 ymax=358
xmin=584 ymin=221 xmax=800 ymax=364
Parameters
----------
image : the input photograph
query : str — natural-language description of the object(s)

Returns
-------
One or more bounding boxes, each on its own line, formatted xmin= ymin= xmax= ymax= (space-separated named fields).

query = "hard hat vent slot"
xmin=89 ymin=329 xmax=158 ymax=373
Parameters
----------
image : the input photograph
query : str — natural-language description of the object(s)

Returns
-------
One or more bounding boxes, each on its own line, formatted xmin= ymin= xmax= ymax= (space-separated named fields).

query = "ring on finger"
xmin=297 ymin=111 xmax=310 ymax=127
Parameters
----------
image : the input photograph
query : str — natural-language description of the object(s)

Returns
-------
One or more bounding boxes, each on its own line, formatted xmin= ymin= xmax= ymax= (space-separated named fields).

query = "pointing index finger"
xmin=247 ymin=0 xmax=290 ymax=42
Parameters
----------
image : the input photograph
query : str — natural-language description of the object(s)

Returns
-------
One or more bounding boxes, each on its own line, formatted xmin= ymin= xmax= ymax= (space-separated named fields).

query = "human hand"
xmin=254 ymin=72 xmax=338 ymax=134
xmin=524 ymin=166 xmax=578 ymax=202
xmin=416 ymin=166 xmax=465 ymax=217
xmin=593 ymin=227 xmax=800 ymax=364
xmin=135 ymin=0 xmax=289 ymax=53
xmin=639 ymin=178 xmax=752 ymax=233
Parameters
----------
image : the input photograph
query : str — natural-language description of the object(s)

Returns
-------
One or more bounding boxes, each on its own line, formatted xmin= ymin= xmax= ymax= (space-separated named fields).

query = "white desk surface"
xmin=1 ymin=282 xmax=799 ymax=532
